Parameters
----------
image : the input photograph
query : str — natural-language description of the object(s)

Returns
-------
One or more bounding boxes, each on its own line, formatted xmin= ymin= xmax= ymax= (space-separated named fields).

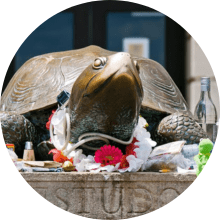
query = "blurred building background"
xmin=2 ymin=0 xmax=219 ymax=115
xmin=185 ymin=35 xmax=219 ymax=115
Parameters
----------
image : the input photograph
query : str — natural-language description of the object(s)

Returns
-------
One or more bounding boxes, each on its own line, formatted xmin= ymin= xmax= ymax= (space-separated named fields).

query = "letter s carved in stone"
xmin=55 ymin=188 xmax=69 ymax=211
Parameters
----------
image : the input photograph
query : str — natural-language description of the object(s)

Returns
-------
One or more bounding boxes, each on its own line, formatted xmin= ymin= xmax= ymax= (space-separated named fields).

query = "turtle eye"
xmin=134 ymin=60 xmax=140 ymax=72
xmin=92 ymin=57 xmax=107 ymax=69
xmin=134 ymin=60 xmax=137 ymax=67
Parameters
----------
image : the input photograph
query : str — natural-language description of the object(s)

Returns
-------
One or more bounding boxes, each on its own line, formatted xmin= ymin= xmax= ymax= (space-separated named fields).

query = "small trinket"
xmin=23 ymin=142 xmax=35 ymax=161
xmin=159 ymin=169 xmax=171 ymax=173
xmin=194 ymin=139 xmax=213 ymax=176
xmin=63 ymin=161 xmax=75 ymax=172
xmin=6 ymin=144 xmax=15 ymax=151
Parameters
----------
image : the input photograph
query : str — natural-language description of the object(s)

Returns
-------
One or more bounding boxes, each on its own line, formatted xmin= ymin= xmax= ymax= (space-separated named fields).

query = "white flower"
xmin=118 ymin=155 xmax=144 ymax=173
xmin=138 ymin=116 xmax=148 ymax=128
xmin=130 ymin=116 xmax=157 ymax=170
xmin=75 ymin=156 xmax=95 ymax=172
xmin=89 ymin=162 xmax=122 ymax=173
xmin=134 ymin=142 xmax=152 ymax=171
xmin=91 ymin=164 xmax=118 ymax=173
xmin=76 ymin=159 xmax=90 ymax=172
xmin=133 ymin=116 xmax=156 ymax=147
xmin=85 ymin=162 xmax=101 ymax=171
xmin=75 ymin=154 xmax=102 ymax=172
xmin=72 ymin=149 xmax=86 ymax=165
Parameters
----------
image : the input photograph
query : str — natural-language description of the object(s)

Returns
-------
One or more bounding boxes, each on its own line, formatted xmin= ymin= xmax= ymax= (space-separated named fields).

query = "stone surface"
xmin=21 ymin=172 xmax=196 ymax=219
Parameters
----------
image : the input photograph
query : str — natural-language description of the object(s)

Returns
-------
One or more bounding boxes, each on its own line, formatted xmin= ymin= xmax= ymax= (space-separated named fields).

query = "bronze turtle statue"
xmin=0 ymin=46 xmax=207 ymax=160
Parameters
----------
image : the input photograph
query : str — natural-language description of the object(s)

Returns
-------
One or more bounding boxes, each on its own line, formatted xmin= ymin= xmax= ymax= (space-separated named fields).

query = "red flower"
xmin=49 ymin=149 xmax=73 ymax=164
xmin=125 ymin=138 xmax=139 ymax=157
xmin=46 ymin=109 xmax=56 ymax=130
xmin=118 ymin=137 xmax=140 ymax=169
xmin=119 ymin=155 xmax=129 ymax=169
xmin=132 ymin=137 xmax=139 ymax=144
xmin=94 ymin=145 xmax=123 ymax=167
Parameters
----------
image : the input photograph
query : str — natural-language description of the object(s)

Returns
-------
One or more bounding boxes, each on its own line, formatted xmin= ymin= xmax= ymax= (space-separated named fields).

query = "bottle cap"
xmin=201 ymin=77 xmax=210 ymax=91
xmin=25 ymin=141 xmax=33 ymax=150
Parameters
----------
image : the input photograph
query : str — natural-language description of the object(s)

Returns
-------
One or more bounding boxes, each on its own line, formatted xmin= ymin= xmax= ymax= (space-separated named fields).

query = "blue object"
xmin=57 ymin=90 xmax=70 ymax=106
xmin=15 ymin=12 xmax=74 ymax=71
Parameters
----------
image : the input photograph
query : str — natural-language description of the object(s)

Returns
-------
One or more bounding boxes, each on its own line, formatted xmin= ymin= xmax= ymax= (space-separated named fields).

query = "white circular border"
xmin=1 ymin=1 xmax=219 ymax=220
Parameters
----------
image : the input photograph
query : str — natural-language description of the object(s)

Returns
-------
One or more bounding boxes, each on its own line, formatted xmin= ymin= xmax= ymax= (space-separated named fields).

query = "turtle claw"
xmin=0 ymin=111 xmax=36 ymax=158
xmin=154 ymin=112 xmax=208 ymax=145
xmin=1 ymin=111 xmax=53 ymax=160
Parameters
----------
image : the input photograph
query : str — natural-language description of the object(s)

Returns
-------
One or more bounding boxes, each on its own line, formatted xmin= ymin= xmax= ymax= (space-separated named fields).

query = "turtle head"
xmin=68 ymin=52 xmax=144 ymax=142
xmin=69 ymin=52 xmax=143 ymax=109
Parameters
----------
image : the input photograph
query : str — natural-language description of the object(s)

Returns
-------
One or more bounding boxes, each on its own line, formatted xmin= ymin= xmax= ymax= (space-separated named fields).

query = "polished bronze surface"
xmin=154 ymin=112 xmax=208 ymax=145
xmin=69 ymin=52 xmax=143 ymax=145
xmin=0 ymin=46 xmax=207 ymax=159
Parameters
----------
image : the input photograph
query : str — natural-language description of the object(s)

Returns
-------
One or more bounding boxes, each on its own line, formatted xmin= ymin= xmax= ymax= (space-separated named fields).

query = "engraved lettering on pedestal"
xmin=128 ymin=188 xmax=152 ymax=213
xmin=101 ymin=187 xmax=122 ymax=214
xmin=83 ymin=188 xmax=94 ymax=213
xmin=71 ymin=188 xmax=93 ymax=214
xmin=55 ymin=188 xmax=69 ymax=211
xmin=158 ymin=188 xmax=179 ymax=208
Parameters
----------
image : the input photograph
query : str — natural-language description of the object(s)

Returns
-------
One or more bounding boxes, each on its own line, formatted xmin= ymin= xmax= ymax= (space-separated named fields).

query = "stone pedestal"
xmin=21 ymin=172 xmax=196 ymax=219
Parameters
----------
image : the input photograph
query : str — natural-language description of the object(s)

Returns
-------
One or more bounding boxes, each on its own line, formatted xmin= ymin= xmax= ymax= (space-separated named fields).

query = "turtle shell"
xmin=1 ymin=46 xmax=113 ymax=115
xmin=1 ymin=45 xmax=192 ymax=117
xmin=136 ymin=57 xmax=193 ymax=117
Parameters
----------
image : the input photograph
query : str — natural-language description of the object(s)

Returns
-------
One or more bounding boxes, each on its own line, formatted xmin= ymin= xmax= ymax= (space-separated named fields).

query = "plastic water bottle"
xmin=181 ymin=144 xmax=199 ymax=169
xmin=181 ymin=144 xmax=199 ymax=158
xmin=194 ymin=77 xmax=218 ymax=142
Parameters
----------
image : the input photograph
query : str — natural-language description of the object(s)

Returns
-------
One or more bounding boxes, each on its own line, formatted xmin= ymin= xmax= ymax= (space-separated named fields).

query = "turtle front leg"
xmin=0 ymin=111 xmax=52 ymax=160
xmin=153 ymin=112 xmax=208 ymax=145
